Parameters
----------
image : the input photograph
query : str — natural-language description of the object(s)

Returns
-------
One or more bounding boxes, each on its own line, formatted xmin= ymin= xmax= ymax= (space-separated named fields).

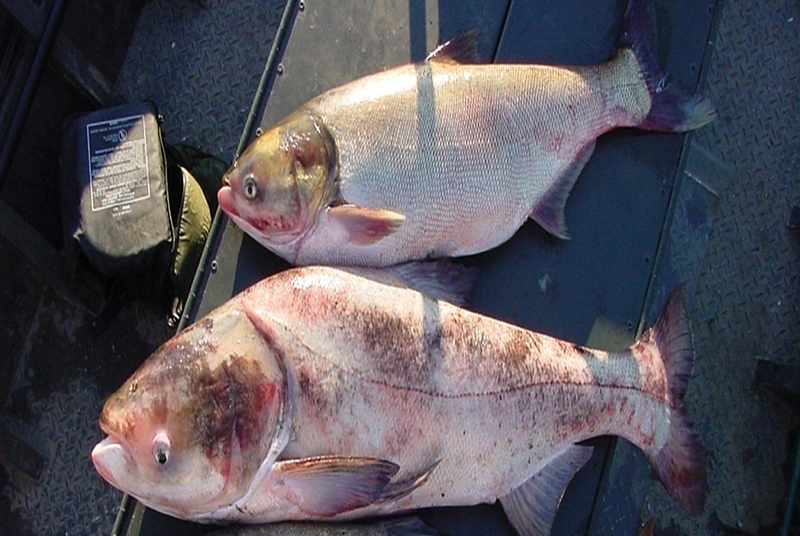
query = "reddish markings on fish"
xmin=288 ymin=129 xmax=324 ymax=171
xmin=246 ymin=214 xmax=296 ymax=233
xmin=219 ymin=451 xmax=233 ymax=481
xmin=357 ymin=306 xmax=431 ymax=385
xmin=147 ymin=394 xmax=169 ymax=429
xmin=99 ymin=324 xmax=221 ymax=443
xmin=185 ymin=354 xmax=273 ymax=465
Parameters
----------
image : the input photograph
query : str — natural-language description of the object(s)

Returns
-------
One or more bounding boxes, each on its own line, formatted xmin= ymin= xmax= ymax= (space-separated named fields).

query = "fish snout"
xmin=217 ymin=186 xmax=239 ymax=218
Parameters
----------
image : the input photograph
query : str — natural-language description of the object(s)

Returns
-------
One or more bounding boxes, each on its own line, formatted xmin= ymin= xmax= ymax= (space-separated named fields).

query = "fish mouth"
xmin=91 ymin=436 xmax=126 ymax=485
xmin=217 ymin=185 xmax=240 ymax=218
xmin=244 ymin=214 xmax=297 ymax=233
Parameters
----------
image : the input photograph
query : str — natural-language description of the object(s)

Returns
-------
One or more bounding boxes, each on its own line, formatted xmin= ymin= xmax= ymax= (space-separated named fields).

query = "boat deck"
xmin=0 ymin=0 xmax=797 ymax=535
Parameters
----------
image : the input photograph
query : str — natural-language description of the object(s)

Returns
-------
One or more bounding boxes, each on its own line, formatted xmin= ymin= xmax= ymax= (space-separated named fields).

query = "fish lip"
xmin=98 ymin=407 xmax=128 ymax=447
xmin=96 ymin=424 xmax=127 ymax=456
xmin=91 ymin=436 xmax=126 ymax=484
xmin=217 ymin=186 xmax=241 ymax=218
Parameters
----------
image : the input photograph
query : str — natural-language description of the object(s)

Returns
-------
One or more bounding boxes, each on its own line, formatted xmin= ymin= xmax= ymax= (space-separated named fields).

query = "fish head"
xmin=91 ymin=309 xmax=287 ymax=519
xmin=218 ymin=109 xmax=337 ymax=248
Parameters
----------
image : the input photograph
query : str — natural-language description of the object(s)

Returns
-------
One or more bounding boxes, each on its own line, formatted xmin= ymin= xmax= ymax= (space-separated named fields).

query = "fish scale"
xmin=306 ymin=62 xmax=610 ymax=264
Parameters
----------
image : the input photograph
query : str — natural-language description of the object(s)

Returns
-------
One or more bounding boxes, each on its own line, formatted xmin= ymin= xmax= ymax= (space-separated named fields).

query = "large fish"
xmin=92 ymin=266 xmax=705 ymax=536
xmin=217 ymin=0 xmax=715 ymax=267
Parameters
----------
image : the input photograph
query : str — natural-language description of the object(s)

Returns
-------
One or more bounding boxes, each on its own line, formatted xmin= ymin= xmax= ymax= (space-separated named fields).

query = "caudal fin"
xmin=640 ymin=286 xmax=706 ymax=516
xmin=620 ymin=0 xmax=716 ymax=131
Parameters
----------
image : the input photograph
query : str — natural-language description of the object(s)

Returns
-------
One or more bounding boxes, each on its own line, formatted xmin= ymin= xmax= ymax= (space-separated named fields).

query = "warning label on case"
xmin=87 ymin=114 xmax=151 ymax=212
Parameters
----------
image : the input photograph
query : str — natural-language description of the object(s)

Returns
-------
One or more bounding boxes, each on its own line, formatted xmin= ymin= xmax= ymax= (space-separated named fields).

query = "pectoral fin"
xmin=529 ymin=140 xmax=596 ymax=239
xmin=270 ymin=456 xmax=399 ymax=517
xmin=328 ymin=205 xmax=405 ymax=245
xmin=270 ymin=455 xmax=439 ymax=517
xmin=499 ymin=445 xmax=593 ymax=536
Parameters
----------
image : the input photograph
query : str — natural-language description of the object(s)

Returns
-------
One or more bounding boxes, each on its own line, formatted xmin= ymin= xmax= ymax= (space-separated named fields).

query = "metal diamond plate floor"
xmin=635 ymin=0 xmax=800 ymax=533
xmin=113 ymin=0 xmax=287 ymax=161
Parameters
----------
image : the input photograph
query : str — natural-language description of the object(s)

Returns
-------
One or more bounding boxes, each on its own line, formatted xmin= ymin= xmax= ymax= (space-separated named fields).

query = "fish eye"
xmin=152 ymin=433 xmax=171 ymax=466
xmin=155 ymin=446 xmax=168 ymax=465
xmin=243 ymin=176 xmax=258 ymax=200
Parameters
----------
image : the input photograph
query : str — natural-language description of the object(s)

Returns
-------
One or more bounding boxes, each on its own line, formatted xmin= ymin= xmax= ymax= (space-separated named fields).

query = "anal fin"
xmin=499 ymin=445 xmax=593 ymax=536
xmin=529 ymin=140 xmax=596 ymax=239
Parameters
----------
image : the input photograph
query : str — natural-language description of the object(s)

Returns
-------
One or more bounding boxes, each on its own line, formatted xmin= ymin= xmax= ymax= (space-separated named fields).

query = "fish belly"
xmin=300 ymin=62 xmax=629 ymax=265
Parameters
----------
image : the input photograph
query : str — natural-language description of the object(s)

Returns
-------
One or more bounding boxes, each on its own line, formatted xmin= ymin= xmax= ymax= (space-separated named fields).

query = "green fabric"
xmin=171 ymin=166 xmax=211 ymax=300
xmin=166 ymin=144 xmax=228 ymax=213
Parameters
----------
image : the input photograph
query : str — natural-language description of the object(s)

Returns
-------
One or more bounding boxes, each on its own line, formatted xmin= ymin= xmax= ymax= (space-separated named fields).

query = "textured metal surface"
xmin=256 ymin=0 xmax=510 ymax=132
xmin=0 ymin=2 xmax=287 ymax=536
xmin=0 ymin=232 xmax=173 ymax=536
xmin=1 ymin=377 xmax=122 ymax=536
xmin=621 ymin=0 xmax=800 ymax=534
xmin=113 ymin=0 xmax=287 ymax=162
xmin=586 ymin=138 xmax=733 ymax=536
xmin=491 ymin=3 xmax=719 ymax=535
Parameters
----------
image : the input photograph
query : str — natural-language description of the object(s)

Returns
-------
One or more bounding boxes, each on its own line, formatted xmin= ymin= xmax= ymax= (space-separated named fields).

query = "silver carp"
xmin=92 ymin=266 xmax=705 ymax=536
xmin=217 ymin=0 xmax=714 ymax=267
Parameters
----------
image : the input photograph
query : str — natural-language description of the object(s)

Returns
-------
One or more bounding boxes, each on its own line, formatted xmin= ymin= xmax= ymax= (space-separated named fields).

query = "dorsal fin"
xmin=425 ymin=30 xmax=481 ymax=64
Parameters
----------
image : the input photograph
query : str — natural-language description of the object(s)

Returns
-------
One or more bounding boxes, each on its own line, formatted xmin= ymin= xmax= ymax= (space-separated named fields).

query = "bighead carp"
xmin=92 ymin=266 xmax=705 ymax=536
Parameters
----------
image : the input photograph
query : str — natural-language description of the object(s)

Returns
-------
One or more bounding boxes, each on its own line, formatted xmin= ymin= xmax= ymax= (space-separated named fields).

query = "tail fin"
xmin=640 ymin=286 xmax=706 ymax=516
xmin=619 ymin=0 xmax=716 ymax=131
